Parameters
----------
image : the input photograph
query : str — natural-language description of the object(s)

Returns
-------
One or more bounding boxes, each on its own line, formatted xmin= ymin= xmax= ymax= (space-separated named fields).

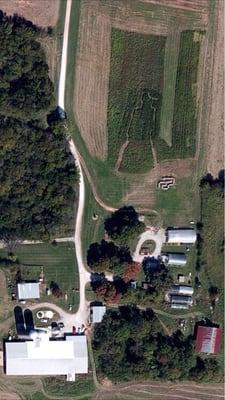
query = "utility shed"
xmin=170 ymin=295 xmax=193 ymax=305
xmin=195 ymin=326 xmax=222 ymax=354
xmin=17 ymin=282 xmax=40 ymax=300
xmin=170 ymin=285 xmax=194 ymax=296
xmin=5 ymin=334 xmax=88 ymax=380
xmin=165 ymin=229 xmax=196 ymax=244
xmin=165 ymin=253 xmax=187 ymax=266
xmin=90 ymin=306 xmax=106 ymax=323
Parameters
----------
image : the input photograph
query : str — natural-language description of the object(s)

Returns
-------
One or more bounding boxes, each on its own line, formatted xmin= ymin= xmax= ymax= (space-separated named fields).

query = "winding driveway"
xmin=57 ymin=0 xmax=90 ymax=328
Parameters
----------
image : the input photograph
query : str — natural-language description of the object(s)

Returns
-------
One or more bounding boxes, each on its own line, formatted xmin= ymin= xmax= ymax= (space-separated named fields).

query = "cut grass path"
xmin=159 ymin=29 xmax=180 ymax=146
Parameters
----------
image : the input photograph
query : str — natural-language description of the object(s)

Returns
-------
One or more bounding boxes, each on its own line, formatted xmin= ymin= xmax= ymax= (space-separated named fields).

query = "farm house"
xmin=162 ymin=253 xmax=187 ymax=266
xmin=165 ymin=229 xmax=196 ymax=244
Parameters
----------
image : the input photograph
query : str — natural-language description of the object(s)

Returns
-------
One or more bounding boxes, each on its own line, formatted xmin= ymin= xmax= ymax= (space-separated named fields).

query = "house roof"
xmin=90 ymin=306 xmax=106 ymax=323
xmin=17 ymin=282 xmax=40 ymax=300
xmin=5 ymin=335 xmax=88 ymax=375
xmin=195 ymin=326 xmax=222 ymax=354
xmin=166 ymin=229 xmax=196 ymax=244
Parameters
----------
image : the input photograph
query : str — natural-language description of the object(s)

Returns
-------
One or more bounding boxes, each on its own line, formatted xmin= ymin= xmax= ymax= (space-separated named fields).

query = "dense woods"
xmin=0 ymin=12 xmax=78 ymax=240
xmin=0 ymin=11 xmax=54 ymax=118
xmin=93 ymin=306 xmax=220 ymax=382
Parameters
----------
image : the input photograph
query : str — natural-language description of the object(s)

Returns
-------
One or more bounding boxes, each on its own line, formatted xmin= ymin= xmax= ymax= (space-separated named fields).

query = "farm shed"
xmin=5 ymin=334 xmax=88 ymax=381
xmin=195 ymin=326 xmax=222 ymax=354
xmin=163 ymin=252 xmax=187 ymax=266
xmin=170 ymin=294 xmax=193 ymax=306
xmin=165 ymin=229 xmax=196 ymax=244
xmin=17 ymin=282 xmax=40 ymax=300
xmin=90 ymin=305 xmax=106 ymax=323
xmin=170 ymin=285 xmax=194 ymax=296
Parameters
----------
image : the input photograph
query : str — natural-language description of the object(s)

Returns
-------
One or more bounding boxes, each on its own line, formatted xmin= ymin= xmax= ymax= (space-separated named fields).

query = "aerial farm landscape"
xmin=0 ymin=0 xmax=223 ymax=399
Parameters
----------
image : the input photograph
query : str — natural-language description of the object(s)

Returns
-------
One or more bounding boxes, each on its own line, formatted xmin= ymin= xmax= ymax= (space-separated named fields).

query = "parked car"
xmin=58 ymin=322 xmax=64 ymax=328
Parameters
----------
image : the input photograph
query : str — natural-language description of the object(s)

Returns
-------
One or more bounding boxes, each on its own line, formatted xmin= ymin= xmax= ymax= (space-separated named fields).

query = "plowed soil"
xmin=0 ymin=0 xmax=59 ymax=27
xmin=74 ymin=0 xmax=208 ymax=160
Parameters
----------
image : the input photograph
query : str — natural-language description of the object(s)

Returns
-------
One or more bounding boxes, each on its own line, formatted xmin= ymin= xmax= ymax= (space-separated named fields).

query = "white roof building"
xmin=17 ymin=282 xmax=40 ymax=300
xmin=5 ymin=334 xmax=88 ymax=381
xmin=165 ymin=229 xmax=196 ymax=244
xmin=162 ymin=252 xmax=187 ymax=266
xmin=170 ymin=285 xmax=194 ymax=296
xmin=90 ymin=306 xmax=106 ymax=323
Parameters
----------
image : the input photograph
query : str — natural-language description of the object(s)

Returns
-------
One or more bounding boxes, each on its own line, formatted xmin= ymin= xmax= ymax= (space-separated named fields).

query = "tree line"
xmin=0 ymin=11 xmax=78 ymax=241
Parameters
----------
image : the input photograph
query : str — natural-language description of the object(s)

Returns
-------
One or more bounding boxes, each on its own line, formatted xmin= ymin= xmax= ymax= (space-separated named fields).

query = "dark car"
xmin=58 ymin=322 xmax=64 ymax=329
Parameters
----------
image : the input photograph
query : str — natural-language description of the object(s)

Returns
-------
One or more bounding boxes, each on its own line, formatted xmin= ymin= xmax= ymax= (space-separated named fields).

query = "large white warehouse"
xmin=5 ymin=334 xmax=88 ymax=381
xmin=165 ymin=229 xmax=196 ymax=244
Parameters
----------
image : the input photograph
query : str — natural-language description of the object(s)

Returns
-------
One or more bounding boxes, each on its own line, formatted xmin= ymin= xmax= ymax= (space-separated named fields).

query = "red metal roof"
xmin=195 ymin=326 xmax=222 ymax=354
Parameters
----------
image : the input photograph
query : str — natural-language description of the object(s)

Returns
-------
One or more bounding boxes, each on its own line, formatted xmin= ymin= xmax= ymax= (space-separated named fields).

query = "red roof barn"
xmin=195 ymin=326 xmax=222 ymax=354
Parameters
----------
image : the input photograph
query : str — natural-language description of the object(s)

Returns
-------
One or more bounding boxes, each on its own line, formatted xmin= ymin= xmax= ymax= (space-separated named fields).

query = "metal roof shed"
xmin=17 ymin=283 xmax=40 ymax=300
xmin=166 ymin=229 xmax=197 ymax=244
xmin=170 ymin=285 xmax=194 ymax=295
xmin=195 ymin=326 xmax=222 ymax=354
xmin=90 ymin=306 xmax=106 ymax=323
xmin=170 ymin=295 xmax=193 ymax=305
xmin=167 ymin=253 xmax=187 ymax=266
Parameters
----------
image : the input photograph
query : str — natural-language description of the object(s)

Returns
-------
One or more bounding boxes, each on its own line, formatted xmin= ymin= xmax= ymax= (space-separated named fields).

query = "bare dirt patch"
xmin=0 ymin=0 xmax=59 ymax=28
xmin=74 ymin=0 xmax=208 ymax=161
xmin=0 ymin=270 xmax=11 ymax=319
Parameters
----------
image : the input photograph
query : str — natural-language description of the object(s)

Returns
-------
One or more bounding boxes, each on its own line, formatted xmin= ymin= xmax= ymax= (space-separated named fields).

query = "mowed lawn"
xmin=155 ymin=177 xmax=198 ymax=226
xmin=0 ymin=242 xmax=79 ymax=312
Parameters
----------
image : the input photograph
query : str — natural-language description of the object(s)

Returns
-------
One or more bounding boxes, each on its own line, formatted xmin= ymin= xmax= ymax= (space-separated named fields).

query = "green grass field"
xmin=108 ymin=29 xmax=166 ymax=173
xmin=0 ymin=242 xmax=79 ymax=312
xmin=154 ymin=177 xmax=198 ymax=226
xmin=82 ymin=178 xmax=109 ymax=259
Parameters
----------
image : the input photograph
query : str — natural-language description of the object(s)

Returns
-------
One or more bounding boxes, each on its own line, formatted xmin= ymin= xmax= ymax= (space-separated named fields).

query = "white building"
xmin=17 ymin=282 xmax=40 ymax=300
xmin=170 ymin=285 xmax=194 ymax=296
xmin=5 ymin=333 xmax=88 ymax=381
xmin=162 ymin=252 xmax=187 ymax=266
xmin=90 ymin=305 xmax=106 ymax=323
xmin=165 ymin=229 xmax=196 ymax=244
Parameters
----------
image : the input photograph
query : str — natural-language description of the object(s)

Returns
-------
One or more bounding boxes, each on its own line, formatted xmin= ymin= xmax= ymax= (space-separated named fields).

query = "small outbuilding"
xmin=195 ymin=326 xmax=222 ymax=354
xmin=17 ymin=282 xmax=40 ymax=300
xmin=170 ymin=295 xmax=193 ymax=306
xmin=165 ymin=229 xmax=196 ymax=244
xmin=90 ymin=305 xmax=106 ymax=323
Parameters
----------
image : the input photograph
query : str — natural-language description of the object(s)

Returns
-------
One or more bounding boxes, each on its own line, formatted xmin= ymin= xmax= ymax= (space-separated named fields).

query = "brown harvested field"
xmin=93 ymin=381 xmax=224 ymax=400
xmin=141 ymin=0 xmax=209 ymax=14
xmin=74 ymin=0 xmax=208 ymax=160
xmin=202 ymin=0 xmax=224 ymax=176
xmin=0 ymin=0 xmax=59 ymax=27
